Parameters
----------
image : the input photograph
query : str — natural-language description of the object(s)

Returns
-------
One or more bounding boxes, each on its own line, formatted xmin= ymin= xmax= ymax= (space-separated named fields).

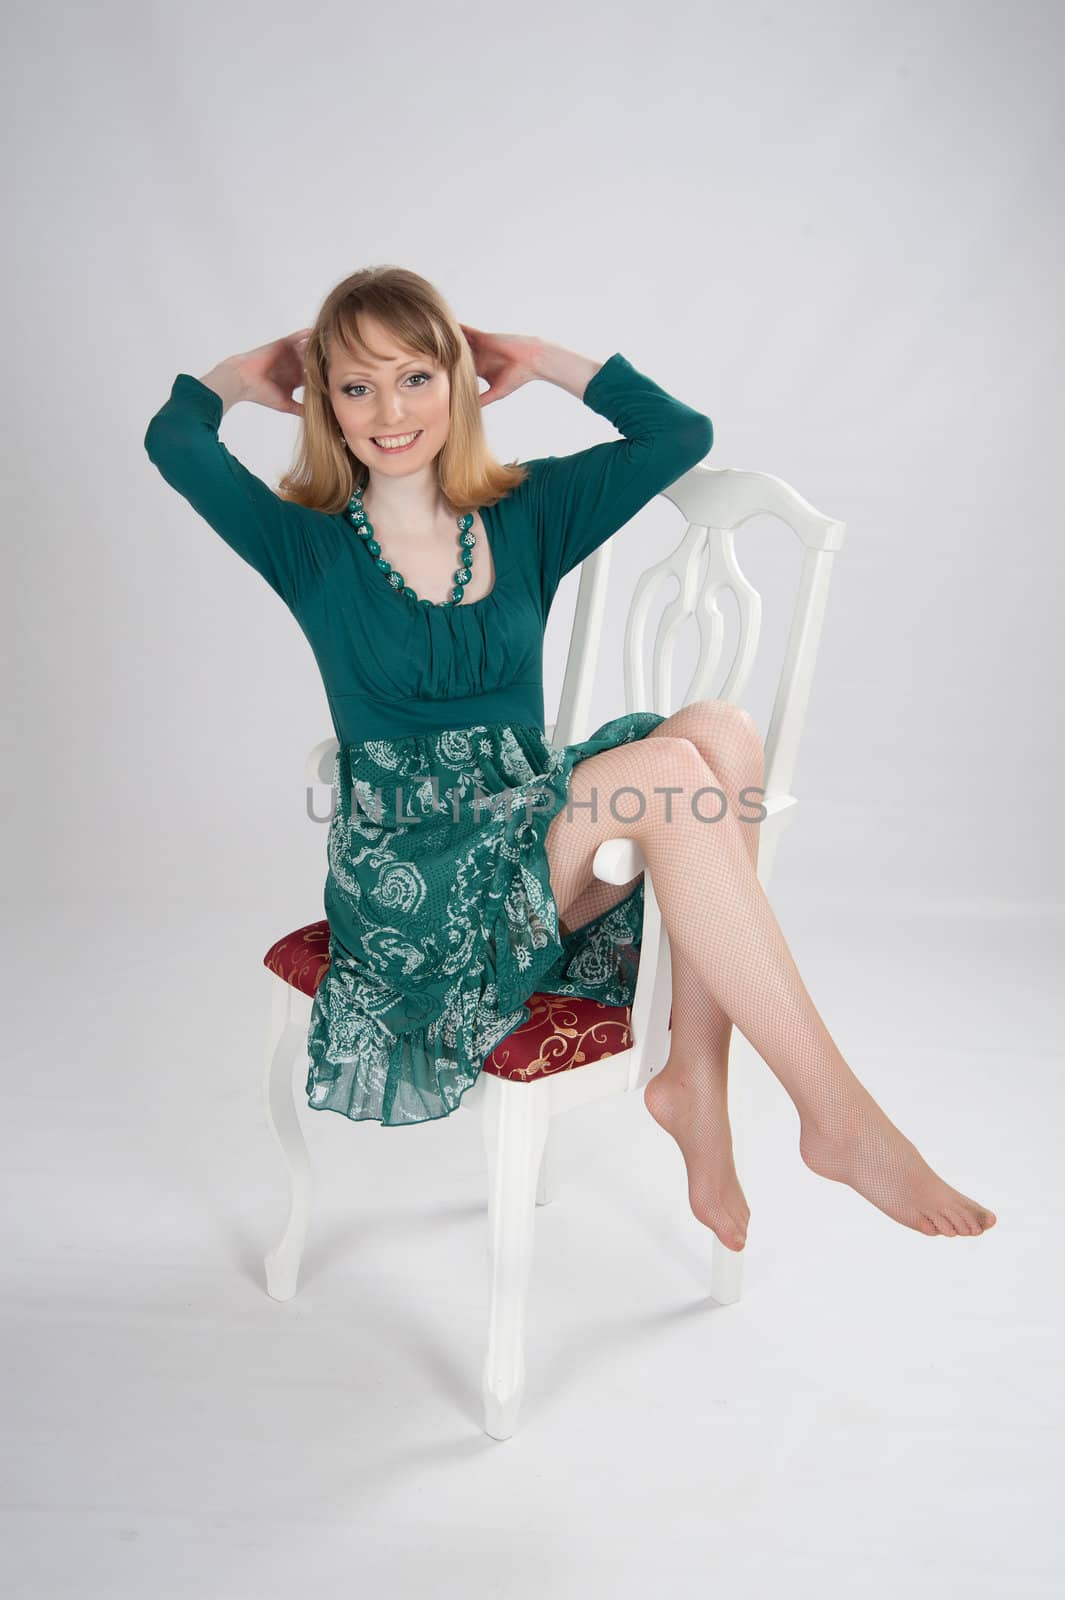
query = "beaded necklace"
xmin=344 ymin=480 xmax=477 ymax=608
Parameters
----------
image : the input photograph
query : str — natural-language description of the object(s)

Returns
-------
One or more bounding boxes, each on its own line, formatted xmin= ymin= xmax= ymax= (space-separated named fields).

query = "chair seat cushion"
xmin=263 ymin=920 xmax=332 ymax=999
xmin=264 ymin=919 xmax=663 ymax=1082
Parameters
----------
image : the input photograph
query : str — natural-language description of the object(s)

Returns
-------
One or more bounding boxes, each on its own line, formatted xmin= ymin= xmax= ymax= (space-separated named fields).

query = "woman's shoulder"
xmin=477 ymin=458 xmax=543 ymax=518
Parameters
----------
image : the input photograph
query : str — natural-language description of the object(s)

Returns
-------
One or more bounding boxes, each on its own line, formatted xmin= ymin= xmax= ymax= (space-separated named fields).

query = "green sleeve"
xmin=143 ymin=374 xmax=344 ymax=610
xmin=522 ymin=351 xmax=714 ymax=611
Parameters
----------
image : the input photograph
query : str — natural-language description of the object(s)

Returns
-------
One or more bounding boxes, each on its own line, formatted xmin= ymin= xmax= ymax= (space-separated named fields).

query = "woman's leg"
xmin=554 ymin=846 xmax=750 ymax=1254
xmin=553 ymin=704 xmax=761 ymax=1250
xmin=545 ymin=734 xmax=997 ymax=1240
xmin=642 ymin=702 xmax=764 ymax=1249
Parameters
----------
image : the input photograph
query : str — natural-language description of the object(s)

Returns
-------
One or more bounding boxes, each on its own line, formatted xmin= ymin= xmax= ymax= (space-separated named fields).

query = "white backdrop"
xmin=5 ymin=2 xmax=1063 ymax=1596
xmin=6 ymin=0 xmax=1062 ymax=926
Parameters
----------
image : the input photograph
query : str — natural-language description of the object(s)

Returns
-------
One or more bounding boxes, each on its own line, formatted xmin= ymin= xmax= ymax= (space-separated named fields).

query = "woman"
xmin=144 ymin=265 xmax=996 ymax=1251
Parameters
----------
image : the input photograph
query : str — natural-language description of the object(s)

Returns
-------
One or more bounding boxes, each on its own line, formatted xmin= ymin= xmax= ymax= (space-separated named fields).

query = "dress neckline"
xmin=338 ymin=498 xmax=502 ymax=614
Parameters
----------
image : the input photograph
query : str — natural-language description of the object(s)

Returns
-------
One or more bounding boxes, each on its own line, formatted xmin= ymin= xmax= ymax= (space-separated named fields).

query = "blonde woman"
xmin=144 ymin=265 xmax=996 ymax=1251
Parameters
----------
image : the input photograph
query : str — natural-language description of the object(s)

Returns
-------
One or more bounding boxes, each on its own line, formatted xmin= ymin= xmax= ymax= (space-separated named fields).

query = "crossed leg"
xmin=550 ymin=700 xmax=763 ymax=1250
xmin=543 ymin=700 xmax=997 ymax=1247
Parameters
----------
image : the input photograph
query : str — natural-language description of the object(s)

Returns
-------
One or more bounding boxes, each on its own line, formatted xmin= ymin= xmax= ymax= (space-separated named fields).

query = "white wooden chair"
xmin=261 ymin=462 xmax=846 ymax=1440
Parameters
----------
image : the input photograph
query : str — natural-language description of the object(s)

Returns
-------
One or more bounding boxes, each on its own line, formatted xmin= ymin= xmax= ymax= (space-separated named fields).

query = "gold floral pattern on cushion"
xmin=265 ymin=919 xmax=671 ymax=1078
xmin=481 ymin=992 xmax=634 ymax=1081
xmin=263 ymin=920 xmax=332 ymax=998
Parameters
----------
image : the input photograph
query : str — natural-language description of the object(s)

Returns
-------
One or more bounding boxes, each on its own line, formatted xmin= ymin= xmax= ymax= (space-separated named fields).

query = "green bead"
xmin=343 ymin=501 xmax=487 ymax=609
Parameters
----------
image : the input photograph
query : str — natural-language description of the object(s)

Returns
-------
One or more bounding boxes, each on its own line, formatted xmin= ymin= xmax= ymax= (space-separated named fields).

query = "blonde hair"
xmin=277 ymin=265 xmax=529 ymax=515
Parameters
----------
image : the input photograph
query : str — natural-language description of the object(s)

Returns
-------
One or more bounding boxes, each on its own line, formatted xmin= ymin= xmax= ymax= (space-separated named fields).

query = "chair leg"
xmin=710 ymin=1234 xmax=744 ymax=1306
xmin=262 ymin=977 xmax=313 ymax=1302
xmin=709 ymin=1036 xmax=753 ymax=1306
xmin=535 ymin=1126 xmax=554 ymax=1206
xmin=480 ymin=1076 xmax=550 ymax=1441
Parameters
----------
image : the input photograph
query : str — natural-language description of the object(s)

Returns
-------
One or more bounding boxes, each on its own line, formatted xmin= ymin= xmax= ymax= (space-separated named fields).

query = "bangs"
xmin=328 ymin=298 xmax=447 ymax=374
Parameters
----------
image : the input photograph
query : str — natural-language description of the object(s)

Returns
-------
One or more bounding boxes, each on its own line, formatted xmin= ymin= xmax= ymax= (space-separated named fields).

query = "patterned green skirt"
xmin=305 ymin=712 xmax=665 ymax=1127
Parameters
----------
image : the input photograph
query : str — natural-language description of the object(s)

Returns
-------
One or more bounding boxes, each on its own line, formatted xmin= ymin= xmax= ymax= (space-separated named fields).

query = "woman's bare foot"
xmin=644 ymin=1057 xmax=750 ymax=1251
xmin=798 ymin=1078 xmax=997 ymax=1237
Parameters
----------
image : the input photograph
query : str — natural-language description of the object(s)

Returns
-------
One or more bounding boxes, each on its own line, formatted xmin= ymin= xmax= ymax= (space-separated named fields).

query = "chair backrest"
xmin=547 ymin=463 xmax=846 ymax=818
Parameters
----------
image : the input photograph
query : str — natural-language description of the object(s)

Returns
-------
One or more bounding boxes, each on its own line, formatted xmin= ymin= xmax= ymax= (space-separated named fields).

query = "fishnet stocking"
xmin=557 ymin=703 xmax=760 ymax=1248
xmin=546 ymin=702 xmax=997 ymax=1246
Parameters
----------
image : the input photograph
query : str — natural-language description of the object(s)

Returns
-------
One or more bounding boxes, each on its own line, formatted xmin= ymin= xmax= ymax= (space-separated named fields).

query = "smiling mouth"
xmin=371 ymin=430 xmax=423 ymax=451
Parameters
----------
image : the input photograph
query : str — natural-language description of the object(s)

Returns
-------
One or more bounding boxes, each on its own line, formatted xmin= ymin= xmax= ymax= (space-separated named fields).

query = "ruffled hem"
xmin=305 ymin=711 xmax=665 ymax=1127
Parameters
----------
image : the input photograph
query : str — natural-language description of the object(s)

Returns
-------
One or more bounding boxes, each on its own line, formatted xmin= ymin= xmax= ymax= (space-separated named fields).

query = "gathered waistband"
xmin=336 ymin=720 xmax=546 ymax=755
xmin=329 ymin=682 xmax=547 ymax=748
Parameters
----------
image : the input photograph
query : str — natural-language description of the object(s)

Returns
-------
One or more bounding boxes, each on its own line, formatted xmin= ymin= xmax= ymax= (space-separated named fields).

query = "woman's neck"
xmin=361 ymin=468 xmax=453 ymax=533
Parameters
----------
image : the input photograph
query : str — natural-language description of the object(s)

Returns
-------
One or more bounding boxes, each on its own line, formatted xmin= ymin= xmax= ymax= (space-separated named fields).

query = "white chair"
xmin=262 ymin=462 xmax=846 ymax=1440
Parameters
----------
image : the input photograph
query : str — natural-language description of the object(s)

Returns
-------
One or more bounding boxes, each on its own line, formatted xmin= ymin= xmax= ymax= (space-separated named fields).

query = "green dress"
xmin=144 ymin=352 xmax=714 ymax=1126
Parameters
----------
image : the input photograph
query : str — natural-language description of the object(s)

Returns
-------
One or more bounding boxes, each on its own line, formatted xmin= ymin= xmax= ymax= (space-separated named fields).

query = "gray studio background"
xmin=5 ymin=1 xmax=1062 ymax=1597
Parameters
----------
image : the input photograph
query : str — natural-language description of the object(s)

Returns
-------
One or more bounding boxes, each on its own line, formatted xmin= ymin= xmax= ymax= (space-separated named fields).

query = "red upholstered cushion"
xmin=263 ymin=920 xmax=332 ymax=998
xmin=264 ymin=918 xmax=671 ymax=1080
xmin=480 ymin=991 xmax=636 ymax=1081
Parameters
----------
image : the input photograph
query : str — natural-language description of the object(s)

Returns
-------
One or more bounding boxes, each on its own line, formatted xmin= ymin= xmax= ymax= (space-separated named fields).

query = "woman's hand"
xmin=230 ymin=327 xmax=314 ymax=417
xmin=459 ymin=325 xmax=545 ymax=407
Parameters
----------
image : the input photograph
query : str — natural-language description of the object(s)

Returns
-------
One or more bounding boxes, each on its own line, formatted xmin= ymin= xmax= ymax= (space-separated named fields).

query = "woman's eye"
xmin=342 ymin=373 xmax=431 ymax=397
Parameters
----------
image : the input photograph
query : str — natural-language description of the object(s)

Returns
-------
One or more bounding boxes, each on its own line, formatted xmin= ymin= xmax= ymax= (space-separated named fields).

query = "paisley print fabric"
xmin=306 ymin=711 xmax=666 ymax=1126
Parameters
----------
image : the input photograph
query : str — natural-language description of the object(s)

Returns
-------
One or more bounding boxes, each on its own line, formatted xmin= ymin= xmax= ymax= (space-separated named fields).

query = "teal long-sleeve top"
xmin=143 ymin=352 xmax=714 ymax=744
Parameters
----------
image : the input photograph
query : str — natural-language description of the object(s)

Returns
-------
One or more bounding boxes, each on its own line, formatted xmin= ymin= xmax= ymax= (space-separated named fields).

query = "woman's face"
xmin=328 ymin=313 xmax=451 ymax=476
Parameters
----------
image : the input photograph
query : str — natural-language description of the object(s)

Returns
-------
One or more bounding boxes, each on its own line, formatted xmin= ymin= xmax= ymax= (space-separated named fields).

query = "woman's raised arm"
xmin=143 ymin=331 xmax=342 ymax=611
xmin=523 ymin=349 xmax=714 ymax=614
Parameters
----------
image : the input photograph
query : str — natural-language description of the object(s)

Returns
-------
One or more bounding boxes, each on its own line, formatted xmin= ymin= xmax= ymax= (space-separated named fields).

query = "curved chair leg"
xmin=262 ymin=977 xmax=313 ymax=1302
xmin=481 ymin=1076 xmax=550 ymax=1441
